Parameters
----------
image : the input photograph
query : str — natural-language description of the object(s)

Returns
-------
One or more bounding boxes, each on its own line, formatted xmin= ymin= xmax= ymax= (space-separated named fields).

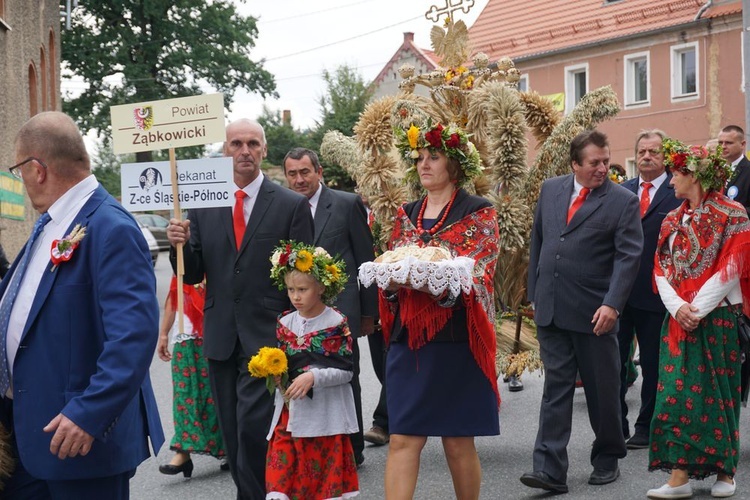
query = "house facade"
xmin=0 ymin=0 xmax=61 ymax=256
xmin=374 ymin=0 xmax=744 ymax=178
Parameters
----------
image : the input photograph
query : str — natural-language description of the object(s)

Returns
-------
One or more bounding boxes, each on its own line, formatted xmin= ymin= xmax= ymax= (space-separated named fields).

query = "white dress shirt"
xmin=637 ymin=171 xmax=668 ymax=202
xmin=5 ymin=174 xmax=98 ymax=379
xmin=308 ymin=183 xmax=323 ymax=218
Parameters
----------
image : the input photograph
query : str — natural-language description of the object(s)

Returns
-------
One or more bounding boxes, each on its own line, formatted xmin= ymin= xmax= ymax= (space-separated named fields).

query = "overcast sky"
xmin=230 ymin=0 xmax=489 ymax=129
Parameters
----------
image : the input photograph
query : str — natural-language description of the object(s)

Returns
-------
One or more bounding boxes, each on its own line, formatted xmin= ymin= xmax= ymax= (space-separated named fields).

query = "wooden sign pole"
xmin=169 ymin=148 xmax=185 ymax=334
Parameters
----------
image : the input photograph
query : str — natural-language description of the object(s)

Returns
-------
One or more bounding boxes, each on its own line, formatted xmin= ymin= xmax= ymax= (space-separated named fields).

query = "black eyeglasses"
xmin=8 ymin=157 xmax=48 ymax=180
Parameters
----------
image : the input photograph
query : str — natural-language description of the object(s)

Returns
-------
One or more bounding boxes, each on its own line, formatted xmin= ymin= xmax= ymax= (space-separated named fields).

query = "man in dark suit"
xmin=718 ymin=125 xmax=750 ymax=214
xmin=282 ymin=148 xmax=380 ymax=461
xmin=521 ymin=130 xmax=643 ymax=493
xmin=168 ymin=120 xmax=313 ymax=499
xmin=2 ymin=112 xmax=164 ymax=498
xmin=618 ymin=130 xmax=681 ymax=449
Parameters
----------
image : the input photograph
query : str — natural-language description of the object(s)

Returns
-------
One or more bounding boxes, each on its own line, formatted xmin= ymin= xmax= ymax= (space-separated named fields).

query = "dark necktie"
xmin=567 ymin=187 xmax=590 ymax=224
xmin=0 ymin=212 xmax=51 ymax=396
xmin=640 ymin=182 xmax=653 ymax=218
xmin=233 ymin=190 xmax=247 ymax=251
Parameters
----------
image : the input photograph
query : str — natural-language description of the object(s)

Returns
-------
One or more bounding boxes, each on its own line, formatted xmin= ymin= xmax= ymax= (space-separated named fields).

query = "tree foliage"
xmin=257 ymin=105 xmax=315 ymax=167
xmin=62 ymin=0 xmax=276 ymax=143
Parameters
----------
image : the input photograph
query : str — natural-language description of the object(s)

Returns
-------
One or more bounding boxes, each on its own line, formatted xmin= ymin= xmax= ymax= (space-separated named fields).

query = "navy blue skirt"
xmin=386 ymin=339 xmax=500 ymax=436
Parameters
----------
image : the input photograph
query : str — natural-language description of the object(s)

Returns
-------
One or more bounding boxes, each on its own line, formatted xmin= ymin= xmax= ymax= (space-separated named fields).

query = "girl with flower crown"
xmin=646 ymin=139 xmax=750 ymax=499
xmin=383 ymin=121 xmax=500 ymax=499
xmin=265 ymin=241 xmax=359 ymax=500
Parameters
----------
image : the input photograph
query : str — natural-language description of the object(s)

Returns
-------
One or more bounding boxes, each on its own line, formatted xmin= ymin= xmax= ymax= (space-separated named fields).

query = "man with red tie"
xmin=167 ymin=119 xmax=313 ymax=499
xmin=522 ymin=130 xmax=643 ymax=494
xmin=617 ymin=130 xmax=681 ymax=450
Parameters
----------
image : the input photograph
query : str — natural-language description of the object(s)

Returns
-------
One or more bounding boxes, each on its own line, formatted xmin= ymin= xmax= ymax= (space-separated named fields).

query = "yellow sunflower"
xmin=295 ymin=249 xmax=314 ymax=272
xmin=325 ymin=264 xmax=340 ymax=281
xmin=247 ymin=355 xmax=267 ymax=378
xmin=264 ymin=348 xmax=288 ymax=377
xmin=407 ymin=125 xmax=420 ymax=149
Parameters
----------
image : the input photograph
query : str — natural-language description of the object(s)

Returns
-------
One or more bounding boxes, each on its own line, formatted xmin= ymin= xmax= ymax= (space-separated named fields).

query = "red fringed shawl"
xmin=654 ymin=191 xmax=750 ymax=354
xmin=167 ymin=276 xmax=205 ymax=337
xmin=379 ymin=203 xmax=500 ymax=403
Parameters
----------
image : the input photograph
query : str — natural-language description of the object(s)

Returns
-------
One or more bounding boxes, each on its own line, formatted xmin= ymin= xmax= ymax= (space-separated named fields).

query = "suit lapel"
xmin=22 ymin=186 xmax=108 ymax=343
xmin=552 ymin=176 xmax=574 ymax=234
xmin=563 ymin=179 xmax=607 ymax=234
xmin=222 ymin=206 xmax=234 ymax=250
xmin=313 ymin=186 xmax=332 ymax=244
xmin=644 ymin=174 xmax=673 ymax=218
xmin=238 ymin=178 xmax=273 ymax=257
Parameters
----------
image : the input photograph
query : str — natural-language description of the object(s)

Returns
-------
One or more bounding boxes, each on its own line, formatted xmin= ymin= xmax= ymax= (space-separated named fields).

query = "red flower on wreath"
xmin=425 ymin=124 xmax=444 ymax=149
xmin=445 ymin=133 xmax=461 ymax=148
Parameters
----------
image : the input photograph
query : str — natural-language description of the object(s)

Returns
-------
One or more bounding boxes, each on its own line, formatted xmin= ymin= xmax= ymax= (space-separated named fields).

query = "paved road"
xmin=132 ymin=253 xmax=750 ymax=499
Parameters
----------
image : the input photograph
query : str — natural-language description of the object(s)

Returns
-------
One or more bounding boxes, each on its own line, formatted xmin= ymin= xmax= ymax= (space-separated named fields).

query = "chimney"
xmin=404 ymin=32 xmax=414 ymax=43
xmin=282 ymin=110 xmax=292 ymax=126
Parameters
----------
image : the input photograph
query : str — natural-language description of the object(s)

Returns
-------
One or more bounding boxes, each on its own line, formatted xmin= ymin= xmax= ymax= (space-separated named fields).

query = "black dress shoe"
xmin=508 ymin=376 xmax=524 ymax=392
xmin=588 ymin=466 xmax=619 ymax=485
xmin=355 ymin=453 xmax=365 ymax=469
xmin=520 ymin=471 xmax=568 ymax=494
xmin=159 ymin=459 xmax=194 ymax=478
xmin=219 ymin=458 xmax=230 ymax=471
xmin=626 ymin=433 xmax=649 ymax=449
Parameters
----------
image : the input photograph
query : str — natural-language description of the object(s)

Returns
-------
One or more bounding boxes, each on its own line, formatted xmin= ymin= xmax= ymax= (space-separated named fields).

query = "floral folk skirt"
xmin=649 ymin=306 xmax=742 ymax=479
xmin=266 ymin=406 xmax=359 ymax=499
xmin=169 ymin=338 xmax=225 ymax=458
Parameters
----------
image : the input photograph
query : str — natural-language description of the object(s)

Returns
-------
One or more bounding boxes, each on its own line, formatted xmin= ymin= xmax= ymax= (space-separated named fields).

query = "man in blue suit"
xmin=0 ymin=112 xmax=164 ymax=498
xmin=618 ymin=130 xmax=681 ymax=449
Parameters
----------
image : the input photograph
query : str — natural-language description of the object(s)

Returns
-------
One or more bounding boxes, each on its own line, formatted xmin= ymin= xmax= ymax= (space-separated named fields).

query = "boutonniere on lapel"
xmin=50 ymin=224 xmax=87 ymax=272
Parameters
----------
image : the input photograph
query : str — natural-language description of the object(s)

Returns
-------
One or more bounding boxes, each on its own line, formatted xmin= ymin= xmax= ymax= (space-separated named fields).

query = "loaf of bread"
xmin=374 ymin=245 xmax=451 ymax=263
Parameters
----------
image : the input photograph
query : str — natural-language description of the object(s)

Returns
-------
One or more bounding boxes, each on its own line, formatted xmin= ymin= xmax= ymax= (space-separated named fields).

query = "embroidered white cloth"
xmin=358 ymin=256 xmax=475 ymax=297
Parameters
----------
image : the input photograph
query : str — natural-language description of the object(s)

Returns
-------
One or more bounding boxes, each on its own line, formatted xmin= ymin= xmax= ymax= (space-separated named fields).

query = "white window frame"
xmin=624 ymin=51 xmax=650 ymax=107
xmin=518 ymin=74 xmax=529 ymax=92
xmin=565 ymin=63 xmax=589 ymax=114
xmin=671 ymin=42 xmax=699 ymax=101
xmin=625 ymin=158 xmax=637 ymax=180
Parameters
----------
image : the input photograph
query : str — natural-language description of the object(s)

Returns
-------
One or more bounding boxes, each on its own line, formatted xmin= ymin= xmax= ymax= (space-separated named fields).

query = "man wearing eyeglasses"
xmin=0 ymin=112 xmax=164 ymax=498
xmin=617 ymin=129 xmax=680 ymax=450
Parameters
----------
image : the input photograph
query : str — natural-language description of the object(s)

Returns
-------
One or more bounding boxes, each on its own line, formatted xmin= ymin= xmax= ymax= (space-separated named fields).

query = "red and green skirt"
xmin=649 ymin=306 xmax=742 ymax=479
xmin=169 ymin=338 xmax=225 ymax=458
xmin=266 ymin=406 xmax=359 ymax=499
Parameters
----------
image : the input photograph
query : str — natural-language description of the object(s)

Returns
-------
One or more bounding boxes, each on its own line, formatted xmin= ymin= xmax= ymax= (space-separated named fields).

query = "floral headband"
xmin=394 ymin=120 xmax=483 ymax=187
xmin=270 ymin=241 xmax=348 ymax=304
xmin=662 ymin=138 xmax=730 ymax=192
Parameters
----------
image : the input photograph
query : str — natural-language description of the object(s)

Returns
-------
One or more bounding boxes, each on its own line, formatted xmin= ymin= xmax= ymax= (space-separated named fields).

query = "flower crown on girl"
xmin=270 ymin=241 xmax=348 ymax=304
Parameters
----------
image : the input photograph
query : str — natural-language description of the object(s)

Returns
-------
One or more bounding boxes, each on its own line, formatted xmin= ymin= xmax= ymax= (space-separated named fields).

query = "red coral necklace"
xmin=417 ymin=189 xmax=458 ymax=243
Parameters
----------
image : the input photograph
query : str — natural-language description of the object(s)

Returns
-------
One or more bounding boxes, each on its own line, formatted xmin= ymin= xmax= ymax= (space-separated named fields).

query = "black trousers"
xmin=617 ymin=306 xmax=665 ymax=438
xmin=533 ymin=324 xmax=626 ymax=483
xmin=367 ymin=329 xmax=388 ymax=430
xmin=209 ymin=341 xmax=274 ymax=500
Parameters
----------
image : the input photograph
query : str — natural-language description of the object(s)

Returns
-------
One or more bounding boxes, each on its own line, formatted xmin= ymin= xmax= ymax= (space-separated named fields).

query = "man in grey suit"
xmin=167 ymin=120 xmax=313 ymax=499
xmin=521 ymin=130 xmax=643 ymax=494
xmin=282 ymin=147 xmax=379 ymax=463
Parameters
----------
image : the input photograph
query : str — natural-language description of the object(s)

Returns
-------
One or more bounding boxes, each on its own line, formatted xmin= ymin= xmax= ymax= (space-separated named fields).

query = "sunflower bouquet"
xmin=270 ymin=241 xmax=348 ymax=304
xmin=248 ymin=346 xmax=289 ymax=396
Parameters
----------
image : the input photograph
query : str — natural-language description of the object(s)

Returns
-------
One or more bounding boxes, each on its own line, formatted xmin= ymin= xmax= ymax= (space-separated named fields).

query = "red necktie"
xmin=640 ymin=182 xmax=653 ymax=218
xmin=233 ymin=190 xmax=247 ymax=250
xmin=567 ymin=187 xmax=590 ymax=224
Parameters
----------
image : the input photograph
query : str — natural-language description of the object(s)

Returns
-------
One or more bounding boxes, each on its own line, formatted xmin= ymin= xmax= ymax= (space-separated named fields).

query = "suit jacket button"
xmin=555 ymin=254 xmax=560 ymax=260
xmin=234 ymin=299 xmax=240 ymax=304
xmin=560 ymin=237 xmax=565 ymax=241
xmin=235 ymin=268 xmax=240 ymax=274
xmin=554 ymin=272 xmax=559 ymax=278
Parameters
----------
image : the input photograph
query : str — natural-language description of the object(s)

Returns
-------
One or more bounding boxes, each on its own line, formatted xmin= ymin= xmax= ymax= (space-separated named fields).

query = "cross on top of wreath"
xmin=425 ymin=0 xmax=475 ymax=23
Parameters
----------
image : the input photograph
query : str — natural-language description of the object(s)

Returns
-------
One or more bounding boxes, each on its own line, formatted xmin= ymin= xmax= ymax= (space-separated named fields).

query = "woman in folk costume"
xmin=264 ymin=242 xmax=359 ymax=500
xmin=381 ymin=121 xmax=500 ymax=500
xmin=156 ymin=276 xmax=226 ymax=478
xmin=647 ymin=139 xmax=750 ymax=499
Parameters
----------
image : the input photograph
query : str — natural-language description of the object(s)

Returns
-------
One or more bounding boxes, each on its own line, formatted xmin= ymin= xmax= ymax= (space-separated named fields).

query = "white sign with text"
xmin=121 ymin=157 xmax=234 ymax=212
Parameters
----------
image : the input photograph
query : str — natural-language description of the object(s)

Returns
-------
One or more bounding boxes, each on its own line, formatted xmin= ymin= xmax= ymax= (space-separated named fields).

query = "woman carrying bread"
xmin=380 ymin=121 xmax=500 ymax=500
